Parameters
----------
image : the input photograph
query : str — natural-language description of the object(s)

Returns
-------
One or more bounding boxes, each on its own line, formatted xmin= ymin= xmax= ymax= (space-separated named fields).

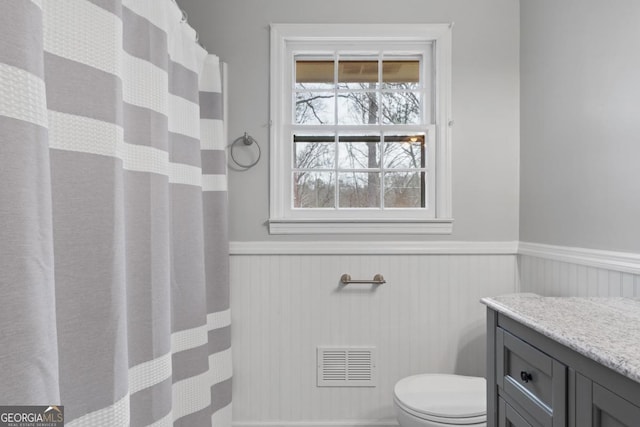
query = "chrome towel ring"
xmin=230 ymin=132 xmax=261 ymax=169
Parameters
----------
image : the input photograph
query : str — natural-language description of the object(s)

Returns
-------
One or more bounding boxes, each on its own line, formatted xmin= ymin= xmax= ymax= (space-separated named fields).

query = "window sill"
xmin=268 ymin=218 xmax=454 ymax=235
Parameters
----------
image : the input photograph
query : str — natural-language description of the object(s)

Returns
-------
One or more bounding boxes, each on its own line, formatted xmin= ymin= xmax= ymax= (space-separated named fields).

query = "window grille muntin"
xmin=291 ymin=51 xmax=431 ymax=212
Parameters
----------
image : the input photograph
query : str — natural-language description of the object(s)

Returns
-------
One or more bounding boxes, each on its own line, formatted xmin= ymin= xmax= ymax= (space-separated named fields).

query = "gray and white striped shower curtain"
xmin=0 ymin=0 xmax=231 ymax=425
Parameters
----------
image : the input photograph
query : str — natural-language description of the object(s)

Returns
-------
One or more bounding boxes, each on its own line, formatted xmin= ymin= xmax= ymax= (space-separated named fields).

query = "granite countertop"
xmin=481 ymin=294 xmax=640 ymax=384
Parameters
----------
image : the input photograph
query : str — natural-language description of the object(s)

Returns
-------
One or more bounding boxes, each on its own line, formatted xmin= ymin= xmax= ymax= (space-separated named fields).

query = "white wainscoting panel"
xmin=230 ymin=252 xmax=517 ymax=426
xmin=518 ymin=254 xmax=640 ymax=297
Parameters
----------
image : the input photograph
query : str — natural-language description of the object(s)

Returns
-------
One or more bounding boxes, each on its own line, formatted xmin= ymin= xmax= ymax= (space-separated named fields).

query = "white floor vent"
xmin=317 ymin=346 xmax=376 ymax=387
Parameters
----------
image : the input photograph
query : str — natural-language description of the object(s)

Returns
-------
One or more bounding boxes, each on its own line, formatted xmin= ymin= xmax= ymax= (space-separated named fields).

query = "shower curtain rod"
xmin=171 ymin=0 xmax=207 ymax=51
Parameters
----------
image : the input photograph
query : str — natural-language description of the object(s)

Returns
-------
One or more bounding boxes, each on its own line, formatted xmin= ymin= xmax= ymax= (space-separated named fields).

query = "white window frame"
xmin=269 ymin=23 xmax=453 ymax=235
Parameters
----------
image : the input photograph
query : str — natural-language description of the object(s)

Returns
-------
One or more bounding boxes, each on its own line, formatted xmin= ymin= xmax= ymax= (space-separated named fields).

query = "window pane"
xmin=384 ymin=172 xmax=425 ymax=208
xmin=337 ymin=92 xmax=378 ymax=125
xmin=381 ymin=91 xmax=421 ymax=124
xmin=338 ymin=60 xmax=378 ymax=86
xmin=294 ymin=172 xmax=335 ymax=208
xmin=296 ymin=60 xmax=334 ymax=89
xmin=294 ymin=134 xmax=335 ymax=169
xmin=383 ymin=135 xmax=425 ymax=169
xmin=338 ymin=134 xmax=380 ymax=169
xmin=383 ymin=60 xmax=419 ymax=89
xmin=295 ymin=92 xmax=335 ymax=124
xmin=338 ymin=172 xmax=380 ymax=208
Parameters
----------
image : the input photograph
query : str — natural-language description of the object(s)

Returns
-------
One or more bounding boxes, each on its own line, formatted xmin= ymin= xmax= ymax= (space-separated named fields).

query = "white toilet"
xmin=393 ymin=374 xmax=486 ymax=427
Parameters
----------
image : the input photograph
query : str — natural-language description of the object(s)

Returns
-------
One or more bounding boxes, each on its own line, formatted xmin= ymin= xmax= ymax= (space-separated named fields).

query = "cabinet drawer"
xmin=497 ymin=328 xmax=566 ymax=426
xmin=498 ymin=397 xmax=533 ymax=427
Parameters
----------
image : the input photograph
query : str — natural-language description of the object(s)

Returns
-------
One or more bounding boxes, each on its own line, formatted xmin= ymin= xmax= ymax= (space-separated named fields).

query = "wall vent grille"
xmin=317 ymin=346 xmax=376 ymax=387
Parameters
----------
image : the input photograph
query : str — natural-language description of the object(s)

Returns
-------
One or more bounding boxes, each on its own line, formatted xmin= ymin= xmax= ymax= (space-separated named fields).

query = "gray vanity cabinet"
xmin=487 ymin=309 xmax=640 ymax=427
xmin=575 ymin=374 xmax=640 ymax=427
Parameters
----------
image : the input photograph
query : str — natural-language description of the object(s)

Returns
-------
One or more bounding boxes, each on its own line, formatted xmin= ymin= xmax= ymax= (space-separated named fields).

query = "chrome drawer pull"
xmin=520 ymin=371 xmax=533 ymax=383
xmin=340 ymin=274 xmax=386 ymax=285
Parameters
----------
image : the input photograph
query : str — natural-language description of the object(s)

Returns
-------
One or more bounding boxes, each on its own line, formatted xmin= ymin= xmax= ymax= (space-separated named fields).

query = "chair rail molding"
xmin=518 ymin=242 xmax=640 ymax=275
xmin=229 ymin=240 xmax=519 ymax=255
xmin=230 ymin=240 xmax=640 ymax=274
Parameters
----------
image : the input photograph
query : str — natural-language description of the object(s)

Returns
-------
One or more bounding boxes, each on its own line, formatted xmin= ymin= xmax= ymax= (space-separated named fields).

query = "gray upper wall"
xmin=180 ymin=0 xmax=520 ymax=242
xmin=520 ymin=0 xmax=640 ymax=253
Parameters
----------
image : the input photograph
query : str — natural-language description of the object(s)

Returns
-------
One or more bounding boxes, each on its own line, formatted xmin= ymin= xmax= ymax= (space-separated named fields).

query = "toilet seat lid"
xmin=394 ymin=374 xmax=486 ymax=420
